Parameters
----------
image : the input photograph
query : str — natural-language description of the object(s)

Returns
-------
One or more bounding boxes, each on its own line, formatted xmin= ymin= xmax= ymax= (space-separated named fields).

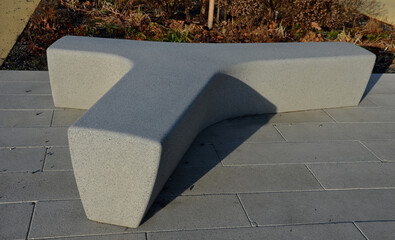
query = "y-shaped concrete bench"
xmin=47 ymin=36 xmax=375 ymax=228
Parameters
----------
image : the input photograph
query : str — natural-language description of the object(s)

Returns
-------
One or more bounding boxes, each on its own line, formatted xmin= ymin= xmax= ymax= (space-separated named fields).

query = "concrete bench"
xmin=47 ymin=36 xmax=375 ymax=228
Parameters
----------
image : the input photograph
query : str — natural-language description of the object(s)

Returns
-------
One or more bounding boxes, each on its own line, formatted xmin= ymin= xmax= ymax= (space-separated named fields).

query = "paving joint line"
xmin=222 ymin=139 xmax=379 ymax=144
xmin=241 ymin=138 xmax=395 ymax=143
xmin=304 ymin=164 xmax=326 ymax=190
xmin=0 ymin=93 xmax=53 ymax=96
xmin=0 ymin=146 xmax=68 ymax=149
xmin=0 ymin=108 xmax=56 ymax=111
xmin=0 ymin=126 xmax=69 ymax=129
xmin=256 ymin=221 xmax=357 ymax=228
xmin=236 ymin=193 xmax=256 ymax=227
xmin=349 ymin=106 xmax=382 ymax=109
xmin=0 ymin=198 xmax=82 ymax=205
xmin=221 ymin=160 xmax=382 ymax=167
xmin=210 ymin=143 xmax=225 ymax=167
xmin=178 ymin=188 xmax=395 ymax=197
xmin=41 ymin=147 xmax=49 ymax=172
xmin=141 ymin=222 xmax=367 ymax=235
xmin=322 ymin=109 xmax=338 ymax=122
xmin=179 ymin=188 xmax=326 ymax=197
xmin=178 ymin=189 xmax=327 ymax=197
xmin=26 ymin=201 xmax=37 ymax=240
xmin=0 ymin=109 xmax=53 ymax=111
xmin=0 ymin=80 xmax=49 ymax=83
xmin=41 ymin=169 xmax=74 ymax=172
xmin=0 ymin=169 xmax=73 ymax=175
xmin=322 ymin=187 xmax=395 ymax=191
xmin=354 ymin=220 xmax=395 ymax=223
xmin=340 ymin=105 xmax=383 ymax=109
xmin=364 ymin=97 xmax=379 ymax=106
xmin=352 ymin=222 xmax=370 ymax=240
xmin=307 ymin=160 xmax=382 ymax=165
xmin=142 ymin=225 xmax=255 ymax=234
xmin=0 ymin=201 xmax=36 ymax=205
xmin=357 ymin=140 xmax=386 ymax=162
xmin=31 ymin=232 xmax=142 ymax=240
xmin=49 ymin=110 xmax=55 ymax=127
xmin=209 ymin=140 xmax=284 ymax=145
xmin=273 ymin=122 xmax=395 ymax=125
xmin=8 ymin=198 xmax=82 ymax=204
xmin=272 ymin=124 xmax=288 ymax=142
xmin=338 ymin=121 xmax=395 ymax=123
xmin=0 ymin=171 xmax=39 ymax=175
xmin=0 ymin=145 xmax=69 ymax=149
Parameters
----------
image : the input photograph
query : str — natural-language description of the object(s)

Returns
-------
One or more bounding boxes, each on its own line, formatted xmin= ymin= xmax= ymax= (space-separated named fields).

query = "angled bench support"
xmin=47 ymin=36 xmax=375 ymax=228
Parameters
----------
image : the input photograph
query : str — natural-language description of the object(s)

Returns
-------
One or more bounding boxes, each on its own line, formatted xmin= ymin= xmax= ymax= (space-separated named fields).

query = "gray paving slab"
xmin=362 ymin=140 xmax=395 ymax=161
xmin=196 ymin=119 xmax=284 ymax=144
xmin=326 ymin=107 xmax=395 ymax=122
xmin=0 ymin=202 xmax=34 ymax=240
xmin=30 ymin=195 xmax=249 ymax=238
xmin=41 ymin=233 xmax=146 ymax=240
xmin=271 ymin=110 xmax=334 ymax=123
xmin=178 ymin=143 xmax=220 ymax=168
xmin=275 ymin=123 xmax=395 ymax=141
xmin=261 ymin=110 xmax=334 ymax=123
xmin=0 ymin=81 xmax=51 ymax=94
xmin=367 ymin=94 xmax=395 ymax=107
xmin=0 ymin=147 xmax=45 ymax=173
xmin=0 ymin=110 xmax=52 ymax=127
xmin=0 ymin=71 xmax=49 ymax=82
xmin=44 ymin=147 xmax=73 ymax=171
xmin=239 ymin=189 xmax=395 ymax=225
xmin=137 ymin=194 xmax=250 ymax=231
xmin=365 ymin=74 xmax=395 ymax=95
xmin=369 ymin=73 xmax=395 ymax=82
xmin=149 ymin=223 xmax=365 ymax=240
xmin=0 ymin=72 xmax=393 ymax=235
xmin=0 ymin=171 xmax=79 ymax=202
xmin=215 ymin=141 xmax=379 ymax=165
xmin=52 ymin=109 xmax=86 ymax=127
xmin=163 ymin=165 xmax=322 ymax=195
xmin=357 ymin=97 xmax=377 ymax=107
xmin=356 ymin=221 xmax=395 ymax=240
xmin=308 ymin=162 xmax=395 ymax=189
xmin=365 ymin=77 xmax=395 ymax=95
xmin=29 ymin=200 xmax=133 ymax=239
xmin=0 ymin=95 xmax=54 ymax=109
xmin=0 ymin=127 xmax=68 ymax=147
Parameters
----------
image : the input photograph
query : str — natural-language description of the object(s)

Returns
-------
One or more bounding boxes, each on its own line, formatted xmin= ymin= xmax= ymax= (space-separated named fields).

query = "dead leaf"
xmin=311 ymin=22 xmax=321 ymax=31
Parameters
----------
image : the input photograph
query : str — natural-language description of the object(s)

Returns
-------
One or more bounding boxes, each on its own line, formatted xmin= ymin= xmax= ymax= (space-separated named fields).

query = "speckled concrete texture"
xmin=47 ymin=36 xmax=375 ymax=228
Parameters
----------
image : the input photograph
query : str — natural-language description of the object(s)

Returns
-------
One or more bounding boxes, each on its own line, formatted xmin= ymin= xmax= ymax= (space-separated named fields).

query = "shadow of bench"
xmin=47 ymin=36 xmax=375 ymax=228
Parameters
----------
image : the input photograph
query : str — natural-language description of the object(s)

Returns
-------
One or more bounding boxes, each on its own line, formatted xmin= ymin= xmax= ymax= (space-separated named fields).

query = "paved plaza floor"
xmin=0 ymin=71 xmax=395 ymax=239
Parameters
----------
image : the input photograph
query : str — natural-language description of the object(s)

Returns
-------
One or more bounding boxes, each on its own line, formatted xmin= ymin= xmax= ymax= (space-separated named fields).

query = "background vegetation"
xmin=2 ymin=0 xmax=394 ymax=72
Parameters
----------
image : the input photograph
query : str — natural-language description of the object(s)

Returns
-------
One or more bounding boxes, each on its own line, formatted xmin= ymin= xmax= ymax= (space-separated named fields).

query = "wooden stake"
xmin=208 ymin=0 xmax=214 ymax=29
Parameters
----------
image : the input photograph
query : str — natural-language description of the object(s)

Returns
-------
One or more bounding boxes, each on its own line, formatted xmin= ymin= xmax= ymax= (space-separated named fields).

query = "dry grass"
xmin=1 ymin=0 xmax=394 ymax=71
